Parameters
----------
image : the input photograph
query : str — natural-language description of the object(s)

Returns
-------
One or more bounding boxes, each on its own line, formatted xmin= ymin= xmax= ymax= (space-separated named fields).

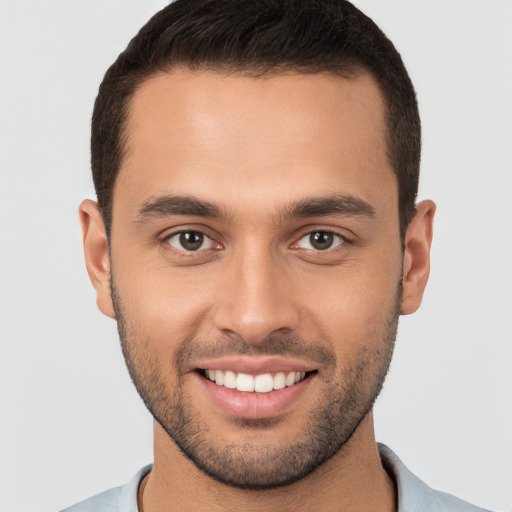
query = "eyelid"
xmin=290 ymin=226 xmax=351 ymax=249
xmin=295 ymin=231 xmax=345 ymax=251
xmin=161 ymin=227 xmax=222 ymax=254
xmin=158 ymin=225 xmax=351 ymax=256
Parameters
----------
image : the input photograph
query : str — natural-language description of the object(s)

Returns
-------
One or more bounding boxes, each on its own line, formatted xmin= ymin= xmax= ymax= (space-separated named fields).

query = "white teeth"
xmin=273 ymin=372 xmax=286 ymax=390
xmin=204 ymin=368 xmax=309 ymax=392
xmin=254 ymin=373 xmax=273 ymax=393
xmin=236 ymin=373 xmax=255 ymax=392
xmin=224 ymin=370 xmax=237 ymax=389
xmin=285 ymin=371 xmax=296 ymax=387
xmin=215 ymin=369 xmax=224 ymax=385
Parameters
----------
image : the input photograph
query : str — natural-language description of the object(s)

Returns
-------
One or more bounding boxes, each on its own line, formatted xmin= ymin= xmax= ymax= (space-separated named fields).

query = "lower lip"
xmin=197 ymin=372 xmax=315 ymax=419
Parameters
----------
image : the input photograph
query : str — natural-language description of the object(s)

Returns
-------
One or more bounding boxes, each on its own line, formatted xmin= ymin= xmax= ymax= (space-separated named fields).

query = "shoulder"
xmin=59 ymin=464 xmax=152 ymax=512
xmin=378 ymin=444 xmax=493 ymax=512
xmin=60 ymin=486 xmax=123 ymax=512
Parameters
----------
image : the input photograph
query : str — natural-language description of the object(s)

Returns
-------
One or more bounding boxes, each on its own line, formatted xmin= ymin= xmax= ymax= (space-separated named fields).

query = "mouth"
xmin=195 ymin=364 xmax=318 ymax=419
xmin=198 ymin=368 xmax=315 ymax=393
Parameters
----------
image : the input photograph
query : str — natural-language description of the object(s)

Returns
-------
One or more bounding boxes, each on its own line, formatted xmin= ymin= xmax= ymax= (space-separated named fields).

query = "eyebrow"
xmin=282 ymin=194 xmax=375 ymax=220
xmin=134 ymin=193 xmax=375 ymax=223
xmin=135 ymin=195 xmax=229 ymax=222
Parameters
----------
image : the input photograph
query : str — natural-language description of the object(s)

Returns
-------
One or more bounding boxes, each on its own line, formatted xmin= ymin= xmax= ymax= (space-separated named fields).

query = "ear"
xmin=400 ymin=200 xmax=436 ymax=315
xmin=79 ymin=199 xmax=115 ymax=319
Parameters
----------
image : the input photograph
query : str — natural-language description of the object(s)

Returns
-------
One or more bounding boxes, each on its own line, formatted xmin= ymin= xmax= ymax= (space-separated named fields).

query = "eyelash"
xmin=293 ymin=230 xmax=346 ymax=252
xmin=162 ymin=230 xmax=220 ymax=255
xmin=161 ymin=227 xmax=350 ymax=257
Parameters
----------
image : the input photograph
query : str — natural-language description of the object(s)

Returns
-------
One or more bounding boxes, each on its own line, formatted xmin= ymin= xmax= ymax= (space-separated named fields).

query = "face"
xmin=86 ymin=69 xmax=421 ymax=489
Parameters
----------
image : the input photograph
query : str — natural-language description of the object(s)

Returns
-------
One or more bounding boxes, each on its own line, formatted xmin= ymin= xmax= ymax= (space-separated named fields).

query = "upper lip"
xmin=194 ymin=356 xmax=317 ymax=375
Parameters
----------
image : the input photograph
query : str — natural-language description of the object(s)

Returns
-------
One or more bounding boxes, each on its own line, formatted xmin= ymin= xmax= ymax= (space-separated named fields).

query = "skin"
xmin=80 ymin=69 xmax=435 ymax=511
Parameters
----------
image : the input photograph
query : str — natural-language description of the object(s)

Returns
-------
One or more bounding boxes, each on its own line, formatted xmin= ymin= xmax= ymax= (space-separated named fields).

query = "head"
xmin=81 ymin=0 xmax=434 ymax=491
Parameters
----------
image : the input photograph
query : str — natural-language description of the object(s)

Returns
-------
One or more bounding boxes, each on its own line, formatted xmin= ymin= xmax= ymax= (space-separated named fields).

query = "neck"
xmin=141 ymin=412 xmax=396 ymax=512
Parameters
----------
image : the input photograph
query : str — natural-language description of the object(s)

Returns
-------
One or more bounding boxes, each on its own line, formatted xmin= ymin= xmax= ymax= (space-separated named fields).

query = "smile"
xmin=198 ymin=367 xmax=316 ymax=419
xmin=201 ymin=369 xmax=309 ymax=393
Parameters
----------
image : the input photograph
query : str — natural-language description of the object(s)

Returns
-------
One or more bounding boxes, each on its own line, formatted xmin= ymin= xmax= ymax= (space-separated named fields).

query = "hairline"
xmin=109 ymin=63 xmax=406 ymax=236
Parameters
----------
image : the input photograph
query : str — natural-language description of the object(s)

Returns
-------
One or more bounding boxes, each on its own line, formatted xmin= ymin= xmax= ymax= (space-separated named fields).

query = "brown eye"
xmin=296 ymin=231 xmax=344 ymax=251
xmin=310 ymin=232 xmax=334 ymax=250
xmin=180 ymin=232 xmax=203 ymax=250
xmin=167 ymin=231 xmax=214 ymax=252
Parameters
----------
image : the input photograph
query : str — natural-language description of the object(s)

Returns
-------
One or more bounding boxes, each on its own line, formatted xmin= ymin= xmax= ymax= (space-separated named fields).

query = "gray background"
xmin=0 ymin=1 xmax=511 ymax=511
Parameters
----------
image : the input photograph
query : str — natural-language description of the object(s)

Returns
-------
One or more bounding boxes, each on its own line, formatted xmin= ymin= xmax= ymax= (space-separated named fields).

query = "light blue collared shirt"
xmin=60 ymin=444 xmax=492 ymax=512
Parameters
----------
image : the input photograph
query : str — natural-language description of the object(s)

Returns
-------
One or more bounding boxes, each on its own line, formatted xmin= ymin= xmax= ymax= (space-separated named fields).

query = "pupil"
xmin=310 ymin=231 xmax=333 ymax=250
xmin=180 ymin=231 xmax=203 ymax=250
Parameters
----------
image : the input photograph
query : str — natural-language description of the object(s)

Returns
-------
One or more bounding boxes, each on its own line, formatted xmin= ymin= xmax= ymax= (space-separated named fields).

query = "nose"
xmin=212 ymin=247 xmax=300 ymax=344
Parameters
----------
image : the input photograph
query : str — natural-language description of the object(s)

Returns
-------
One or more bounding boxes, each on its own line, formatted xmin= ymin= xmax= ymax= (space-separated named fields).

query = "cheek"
xmin=299 ymin=262 xmax=401 ymax=354
xmin=113 ymin=260 xmax=214 ymax=347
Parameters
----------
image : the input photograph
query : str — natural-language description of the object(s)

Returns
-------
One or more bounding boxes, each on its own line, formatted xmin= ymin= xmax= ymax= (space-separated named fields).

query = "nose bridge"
xmin=213 ymin=241 xmax=298 ymax=343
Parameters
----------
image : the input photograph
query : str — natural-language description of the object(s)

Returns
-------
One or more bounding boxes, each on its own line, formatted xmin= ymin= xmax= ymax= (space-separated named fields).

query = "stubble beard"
xmin=111 ymin=277 xmax=400 ymax=490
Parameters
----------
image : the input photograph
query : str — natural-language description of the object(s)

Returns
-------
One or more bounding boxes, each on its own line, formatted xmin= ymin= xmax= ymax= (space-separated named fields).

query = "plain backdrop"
xmin=0 ymin=1 xmax=511 ymax=511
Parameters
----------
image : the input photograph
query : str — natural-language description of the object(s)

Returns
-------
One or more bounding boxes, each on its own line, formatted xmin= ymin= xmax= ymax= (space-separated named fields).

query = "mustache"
xmin=176 ymin=334 xmax=336 ymax=369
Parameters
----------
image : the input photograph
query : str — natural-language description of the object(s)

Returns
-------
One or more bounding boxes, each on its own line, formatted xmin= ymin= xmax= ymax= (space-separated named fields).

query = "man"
xmin=62 ymin=0 xmax=491 ymax=510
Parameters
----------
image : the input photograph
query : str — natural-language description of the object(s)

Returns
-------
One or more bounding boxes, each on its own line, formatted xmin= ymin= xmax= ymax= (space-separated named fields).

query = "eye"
xmin=296 ymin=231 xmax=345 ymax=251
xmin=165 ymin=231 xmax=216 ymax=252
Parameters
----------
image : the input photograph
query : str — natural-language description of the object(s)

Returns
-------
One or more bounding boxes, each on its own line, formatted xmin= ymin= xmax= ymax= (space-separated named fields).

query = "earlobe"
xmin=79 ymin=199 xmax=116 ymax=319
xmin=400 ymin=200 xmax=436 ymax=315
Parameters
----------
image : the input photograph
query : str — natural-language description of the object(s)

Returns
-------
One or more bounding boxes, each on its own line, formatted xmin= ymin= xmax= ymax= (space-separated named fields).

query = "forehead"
xmin=115 ymin=69 xmax=395 ymax=220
